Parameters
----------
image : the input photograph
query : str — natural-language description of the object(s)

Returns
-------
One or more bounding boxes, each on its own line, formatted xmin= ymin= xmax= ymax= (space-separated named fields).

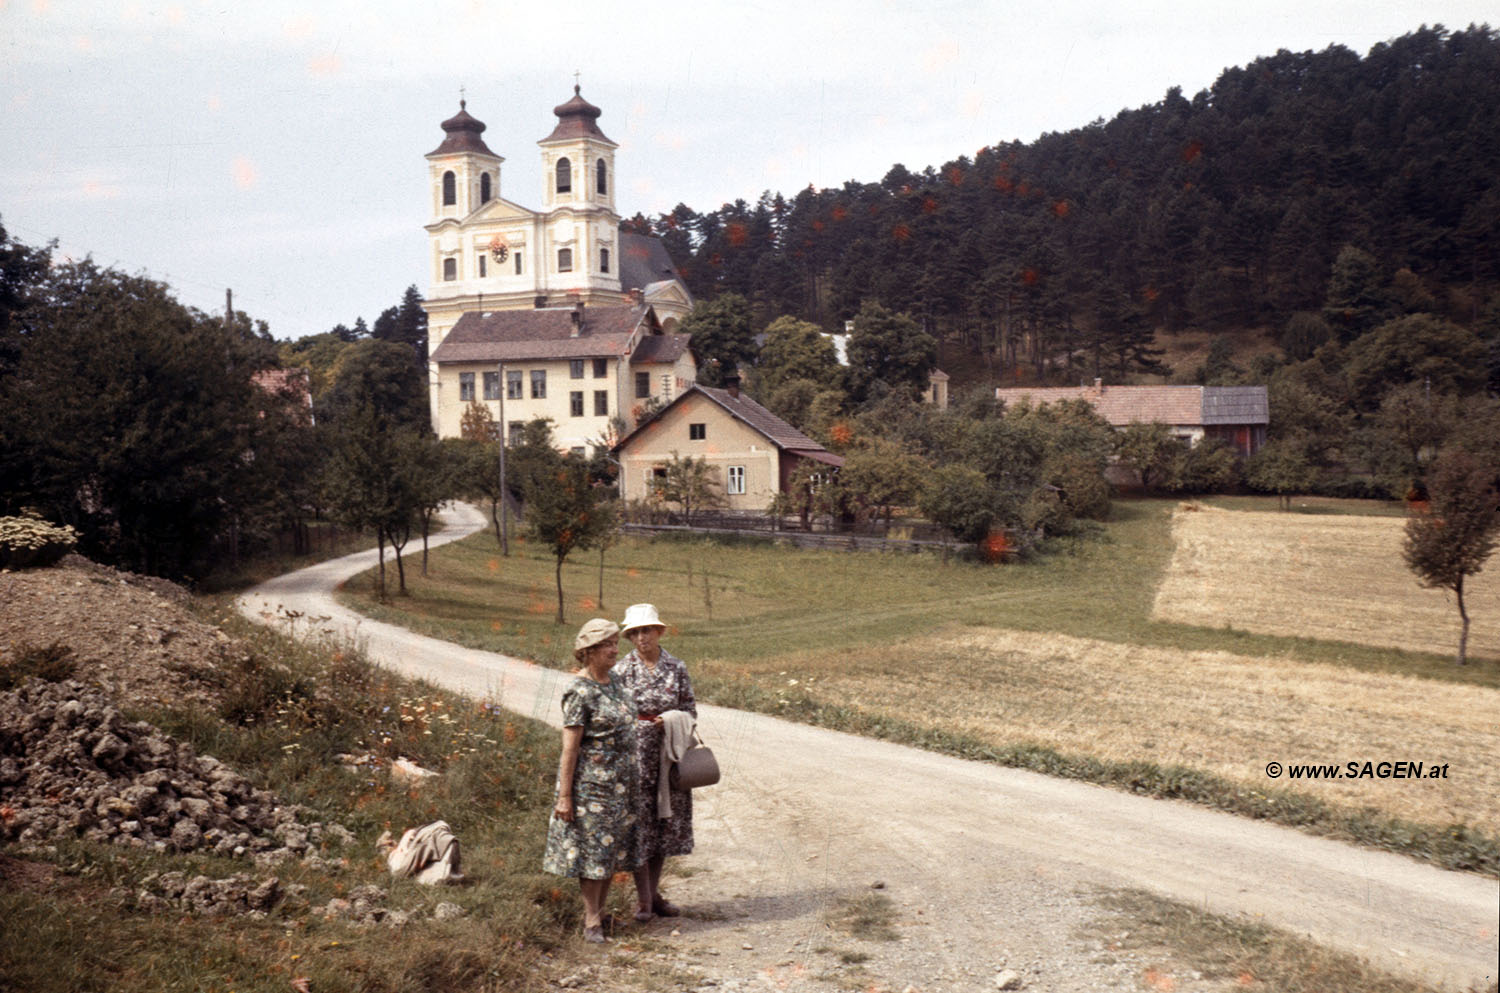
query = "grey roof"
xmin=630 ymin=334 xmax=691 ymax=365
xmin=430 ymin=304 xmax=653 ymax=363
xmin=614 ymin=384 xmax=843 ymax=466
xmin=1200 ymin=386 xmax=1270 ymax=425
xmin=620 ymin=233 xmax=687 ymax=297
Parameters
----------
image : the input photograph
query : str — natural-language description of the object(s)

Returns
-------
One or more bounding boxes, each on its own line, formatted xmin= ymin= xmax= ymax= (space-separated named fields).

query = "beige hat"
xmin=620 ymin=603 xmax=665 ymax=636
xmin=574 ymin=617 xmax=620 ymax=652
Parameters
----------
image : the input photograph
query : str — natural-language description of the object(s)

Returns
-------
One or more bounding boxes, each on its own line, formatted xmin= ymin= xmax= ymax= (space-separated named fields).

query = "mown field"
xmin=1153 ymin=504 xmax=1500 ymax=661
xmin=343 ymin=498 xmax=1500 ymax=875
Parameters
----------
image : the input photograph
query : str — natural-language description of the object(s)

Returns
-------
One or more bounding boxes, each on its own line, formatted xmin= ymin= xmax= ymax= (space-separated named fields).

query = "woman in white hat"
xmin=541 ymin=617 xmax=638 ymax=943
xmin=614 ymin=602 xmax=696 ymax=921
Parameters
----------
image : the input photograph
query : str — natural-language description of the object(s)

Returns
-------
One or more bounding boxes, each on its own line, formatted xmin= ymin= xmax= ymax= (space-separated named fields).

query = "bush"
xmin=0 ymin=512 xmax=78 ymax=569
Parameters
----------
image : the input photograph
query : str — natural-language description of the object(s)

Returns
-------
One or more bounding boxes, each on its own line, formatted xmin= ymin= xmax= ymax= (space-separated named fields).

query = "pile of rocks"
xmin=0 ymin=679 xmax=353 ymax=862
xmin=125 ymin=871 xmax=308 ymax=919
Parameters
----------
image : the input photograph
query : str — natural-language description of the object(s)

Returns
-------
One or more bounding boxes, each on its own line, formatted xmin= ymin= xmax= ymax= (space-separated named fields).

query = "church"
xmin=423 ymin=85 xmax=695 ymax=451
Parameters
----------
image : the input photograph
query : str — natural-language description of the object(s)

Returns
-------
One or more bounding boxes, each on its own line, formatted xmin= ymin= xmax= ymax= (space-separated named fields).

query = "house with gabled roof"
xmin=612 ymin=382 xmax=845 ymax=511
xmin=993 ymin=381 xmax=1269 ymax=456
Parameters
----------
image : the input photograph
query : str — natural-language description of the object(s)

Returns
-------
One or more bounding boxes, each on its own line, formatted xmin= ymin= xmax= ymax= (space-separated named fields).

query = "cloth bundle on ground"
xmin=657 ymin=710 xmax=696 ymax=818
xmin=379 ymin=820 xmax=464 ymax=885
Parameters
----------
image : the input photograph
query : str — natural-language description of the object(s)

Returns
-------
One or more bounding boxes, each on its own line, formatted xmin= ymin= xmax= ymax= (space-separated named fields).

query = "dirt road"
xmin=238 ymin=505 xmax=1497 ymax=992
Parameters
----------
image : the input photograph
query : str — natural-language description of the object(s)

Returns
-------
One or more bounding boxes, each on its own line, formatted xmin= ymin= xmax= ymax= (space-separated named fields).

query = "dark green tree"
xmin=320 ymin=338 xmax=429 ymax=433
xmin=682 ymin=292 xmax=756 ymax=386
xmin=846 ymin=301 xmax=936 ymax=404
xmin=753 ymin=315 xmax=842 ymax=397
xmin=919 ymin=465 xmax=997 ymax=547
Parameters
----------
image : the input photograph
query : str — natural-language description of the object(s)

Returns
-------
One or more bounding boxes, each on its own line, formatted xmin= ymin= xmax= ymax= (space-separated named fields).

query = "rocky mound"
xmin=0 ymin=679 xmax=352 ymax=863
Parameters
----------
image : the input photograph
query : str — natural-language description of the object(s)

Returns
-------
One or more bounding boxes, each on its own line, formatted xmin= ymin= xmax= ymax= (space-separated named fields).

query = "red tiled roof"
xmin=992 ymin=385 xmax=1268 ymax=426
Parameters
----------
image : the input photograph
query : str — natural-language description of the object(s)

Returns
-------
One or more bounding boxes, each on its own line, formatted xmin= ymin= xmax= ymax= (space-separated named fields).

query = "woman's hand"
xmin=554 ymin=794 xmax=574 ymax=821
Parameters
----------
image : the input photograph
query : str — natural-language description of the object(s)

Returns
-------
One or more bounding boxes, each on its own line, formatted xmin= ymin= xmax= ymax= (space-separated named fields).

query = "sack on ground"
xmin=378 ymin=820 xmax=464 ymax=885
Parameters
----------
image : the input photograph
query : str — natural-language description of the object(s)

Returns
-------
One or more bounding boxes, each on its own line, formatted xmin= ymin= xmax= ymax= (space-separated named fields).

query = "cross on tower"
xmin=573 ymin=70 xmax=581 ymax=91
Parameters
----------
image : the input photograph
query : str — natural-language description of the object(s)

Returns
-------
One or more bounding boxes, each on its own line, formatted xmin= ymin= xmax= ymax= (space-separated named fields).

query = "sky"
xmin=2 ymin=1 xmax=1494 ymax=340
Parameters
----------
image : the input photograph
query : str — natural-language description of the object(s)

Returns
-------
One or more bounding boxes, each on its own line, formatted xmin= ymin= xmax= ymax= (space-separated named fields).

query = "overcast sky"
xmin=2 ymin=1 xmax=1493 ymax=339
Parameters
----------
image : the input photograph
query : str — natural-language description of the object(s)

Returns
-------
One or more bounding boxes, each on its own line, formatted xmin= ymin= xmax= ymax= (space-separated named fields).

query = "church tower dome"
xmin=543 ymin=85 xmax=612 ymax=144
xmin=429 ymin=100 xmax=497 ymax=157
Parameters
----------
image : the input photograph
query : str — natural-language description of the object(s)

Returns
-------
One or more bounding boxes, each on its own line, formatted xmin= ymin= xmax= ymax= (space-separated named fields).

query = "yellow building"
xmin=613 ymin=383 xmax=844 ymax=511
xmin=421 ymin=85 xmax=694 ymax=446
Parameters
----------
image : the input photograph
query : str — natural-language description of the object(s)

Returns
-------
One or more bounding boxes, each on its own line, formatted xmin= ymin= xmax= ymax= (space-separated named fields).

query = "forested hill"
xmin=628 ymin=24 xmax=1499 ymax=378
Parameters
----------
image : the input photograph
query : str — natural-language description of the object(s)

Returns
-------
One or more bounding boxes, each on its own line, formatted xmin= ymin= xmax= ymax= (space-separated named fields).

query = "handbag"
xmin=669 ymin=729 xmax=720 ymax=790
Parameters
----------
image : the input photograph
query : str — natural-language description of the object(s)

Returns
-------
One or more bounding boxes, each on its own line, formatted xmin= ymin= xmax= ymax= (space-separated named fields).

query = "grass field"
xmin=341 ymin=499 xmax=1500 ymax=873
xmin=1153 ymin=504 xmax=1500 ymax=662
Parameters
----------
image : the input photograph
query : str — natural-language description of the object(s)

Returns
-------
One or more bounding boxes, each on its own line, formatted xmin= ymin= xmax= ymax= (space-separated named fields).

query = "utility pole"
xmin=498 ymin=360 xmax=510 ymax=556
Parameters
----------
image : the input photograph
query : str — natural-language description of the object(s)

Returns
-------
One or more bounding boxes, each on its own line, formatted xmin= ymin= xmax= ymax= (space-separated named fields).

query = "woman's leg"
xmin=580 ymin=877 xmax=611 ymax=929
xmin=633 ymin=861 xmax=654 ymax=916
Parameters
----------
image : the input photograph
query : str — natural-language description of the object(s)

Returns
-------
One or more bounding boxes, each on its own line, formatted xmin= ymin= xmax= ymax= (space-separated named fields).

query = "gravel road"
xmin=238 ymin=504 xmax=1498 ymax=993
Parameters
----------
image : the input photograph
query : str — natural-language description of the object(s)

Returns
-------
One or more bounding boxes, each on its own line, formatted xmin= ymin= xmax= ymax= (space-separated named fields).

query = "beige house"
xmin=993 ymin=381 xmax=1269 ymax=456
xmin=428 ymin=301 xmax=694 ymax=452
xmin=421 ymin=85 xmax=694 ymax=438
xmin=613 ymin=383 xmax=844 ymax=511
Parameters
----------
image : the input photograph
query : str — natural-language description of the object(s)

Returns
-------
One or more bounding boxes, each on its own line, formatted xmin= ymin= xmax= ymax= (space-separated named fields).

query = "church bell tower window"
xmin=596 ymin=159 xmax=608 ymax=196
xmin=558 ymin=248 xmax=573 ymax=273
xmin=556 ymin=157 xmax=572 ymax=194
xmin=442 ymin=171 xmax=456 ymax=206
xmin=480 ymin=173 xmax=492 ymax=203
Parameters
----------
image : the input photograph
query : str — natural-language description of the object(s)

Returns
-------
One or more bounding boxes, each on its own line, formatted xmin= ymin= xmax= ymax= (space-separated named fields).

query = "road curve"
xmin=238 ymin=504 xmax=1497 ymax=992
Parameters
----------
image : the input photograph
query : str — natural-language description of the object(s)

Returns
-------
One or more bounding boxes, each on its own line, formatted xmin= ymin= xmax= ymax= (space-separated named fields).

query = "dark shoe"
xmin=652 ymin=895 xmax=681 ymax=918
xmin=633 ymin=906 xmax=655 ymax=923
xmin=583 ymin=925 xmax=608 ymax=944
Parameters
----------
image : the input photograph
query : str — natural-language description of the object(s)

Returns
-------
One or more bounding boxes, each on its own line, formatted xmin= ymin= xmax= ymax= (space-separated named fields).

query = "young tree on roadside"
xmin=525 ymin=455 xmax=615 ymax=624
xmin=322 ymin=398 xmax=424 ymax=600
xmin=1403 ymin=449 xmax=1500 ymax=665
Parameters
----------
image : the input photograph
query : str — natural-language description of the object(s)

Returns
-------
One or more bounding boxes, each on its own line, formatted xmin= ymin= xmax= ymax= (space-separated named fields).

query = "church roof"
xmin=431 ymin=304 xmax=683 ymax=364
xmin=541 ymin=85 xmax=616 ymax=145
xmin=428 ymin=100 xmax=498 ymax=157
xmin=619 ymin=233 xmax=687 ymax=297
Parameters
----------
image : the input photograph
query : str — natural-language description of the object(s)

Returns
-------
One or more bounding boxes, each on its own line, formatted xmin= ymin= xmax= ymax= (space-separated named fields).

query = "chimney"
xmin=1093 ymin=377 xmax=1103 ymax=394
xmin=533 ymin=295 xmax=547 ymax=309
xmin=628 ymin=287 xmax=644 ymax=305
xmin=570 ymin=300 xmax=585 ymax=336
xmin=724 ymin=374 xmax=741 ymax=399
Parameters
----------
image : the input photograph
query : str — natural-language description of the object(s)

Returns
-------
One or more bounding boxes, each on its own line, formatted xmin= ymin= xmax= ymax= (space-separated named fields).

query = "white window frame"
xmin=727 ymin=465 xmax=746 ymax=495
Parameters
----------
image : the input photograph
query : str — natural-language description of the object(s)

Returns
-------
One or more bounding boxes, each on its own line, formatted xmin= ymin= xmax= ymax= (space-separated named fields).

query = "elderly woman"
xmin=542 ymin=618 xmax=639 ymax=943
xmin=613 ymin=603 xmax=696 ymax=922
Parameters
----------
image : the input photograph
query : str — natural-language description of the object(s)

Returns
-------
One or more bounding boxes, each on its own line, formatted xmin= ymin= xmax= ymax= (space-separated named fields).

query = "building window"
xmin=593 ymin=358 xmax=607 ymax=378
xmin=558 ymin=248 xmax=573 ymax=272
xmin=531 ymin=369 xmax=546 ymax=399
xmin=596 ymin=158 xmax=608 ymax=195
xmin=571 ymin=447 xmax=586 ymax=457
xmin=480 ymin=173 xmax=492 ymax=203
xmin=556 ymin=157 xmax=571 ymax=194
xmin=507 ymin=421 xmax=524 ymax=444
xmin=514 ymin=253 xmax=523 ymax=275
xmin=593 ymin=390 xmax=608 ymax=416
xmin=599 ymin=248 xmax=610 ymax=273
xmin=506 ymin=369 xmax=522 ymax=399
xmin=570 ymin=391 xmax=584 ymax=417
xmin=459 ymin=372 xmax=475 ymax=402
xmin=442 ymin=257 xmax=457 ymax=281
xmin=569 ymin=359 xmax=584 ymax=379
xmin=727 ymin=465 xmax=746 ymax=495
xmin=483 ymin=371 xmax=499 ymax=401
xmin=442 ymin=170 xmax=456 ymax=206
xmin=635 ymin=371 xmax=650 ymax=399
xmin=478 ymin=254 xmax=487 ymax=278
xmin=689 ymin=423 xmax=706 ymax=440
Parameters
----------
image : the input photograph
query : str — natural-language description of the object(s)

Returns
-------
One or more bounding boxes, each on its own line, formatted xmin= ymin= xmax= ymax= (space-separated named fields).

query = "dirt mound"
xmin=0 ymin=556 xmax=237 ymax=711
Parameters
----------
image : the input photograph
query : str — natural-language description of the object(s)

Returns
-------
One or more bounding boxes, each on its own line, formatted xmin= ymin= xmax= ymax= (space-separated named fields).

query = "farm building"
xmin=612 ymin=382 xmax=845 ymax=511
xmin=993 ymin=381 xmax=1269 ymax=456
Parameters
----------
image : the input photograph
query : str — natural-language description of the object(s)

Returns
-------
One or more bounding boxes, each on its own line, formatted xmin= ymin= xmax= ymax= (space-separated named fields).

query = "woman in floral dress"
xmin=614 ymin=603 xmax=696 ymax=922
xmin=542 ymin=618 xmax=639 ymax=943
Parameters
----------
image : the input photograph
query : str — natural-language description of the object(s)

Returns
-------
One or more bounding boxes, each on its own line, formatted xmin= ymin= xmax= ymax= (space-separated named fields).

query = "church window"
xmin=599 ymin=248 xmax=610 ymax=273
xmin=480 ymin=173 xmax=492 ymax=203
xmin=570 ymin=391 xmax=584 ymax=417
xmin=478 ymin=255 xmax=487 ymax=277
xmin=558 ymin=248 xmax=573 ymax=272
xmin=531 ymin=370 xmax=547 ymax=398
xmin=556 ymin=157 xmax=572 ymax=194
xmin=506 ymin=369 xmax=523 ymax=399
xmin=514 ymin=253 xmax=523 ymax=275
xmin=596 ymin=159 xmax=608 ymax=195
xmin=459 ymin=372 xmax=475 ymax=402
xmin=442 ymin=171 xmax=456 ymax=206
xmin=483 ymin=371 xmax=500 ymax=400
xmin=443 ymin=257 xmax=457 ymax=281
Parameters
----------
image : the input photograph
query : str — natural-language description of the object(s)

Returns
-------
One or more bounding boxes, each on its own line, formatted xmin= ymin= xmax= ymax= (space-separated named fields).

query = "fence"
xmin=618 ymin=509 xmax=1029 ymax=559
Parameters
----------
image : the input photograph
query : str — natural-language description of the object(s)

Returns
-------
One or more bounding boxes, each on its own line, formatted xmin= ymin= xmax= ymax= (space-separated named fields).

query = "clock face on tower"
xmin=488 ymin=237 xmax=509 ymax=263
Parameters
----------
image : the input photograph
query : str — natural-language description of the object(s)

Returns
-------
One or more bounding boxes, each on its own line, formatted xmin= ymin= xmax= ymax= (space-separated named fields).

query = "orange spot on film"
xmin=1052 ymin=199 xmax=1070 ymax=218
xmin=578 ymin=597 xmax=596 ymax=610
xmin=725 ymin=222 xmax=748 ymax=247
xmin=891 ymin=223 xmax=911 ymax=241
xmin=922 ymin=196 xmax=938 ymax=214
xmin=1182 ymin=140 xmax=1203 ymax=163
xmin=1021 ymin=268 xmax=1040 ymax=286
xmin=1235 ymin=973 xmax=1255 ymax=987
xmin=487 ymin=558 xmax=500 ymax=572
xmin=490 ymin=620 xmax=502 ymax=632
xmin=830 ymin=205 xmax=848 ymax=222
xmin=1144 ymin=968 xmax=1176 ymax=992
xmin=945 ymin=165 xmax=965 ymax=185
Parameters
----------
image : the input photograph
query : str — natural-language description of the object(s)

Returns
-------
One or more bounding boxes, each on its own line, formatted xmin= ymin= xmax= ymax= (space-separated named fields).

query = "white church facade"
xmin=423 ymin=86 xmax=695 ymax=450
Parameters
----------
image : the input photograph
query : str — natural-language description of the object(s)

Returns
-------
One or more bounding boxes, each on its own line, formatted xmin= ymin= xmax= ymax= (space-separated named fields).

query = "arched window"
xmin=558 ymin=248 xmax=573 ymax=272
xmin=599 ymin=247 xmax=610 ymax=273
xmin=443 ymin=257 xmax=457 ymax=281
xmin=480 ymin=173 xmax=492 ymax=203
xmin=596 ymin=159 xmax=608 ymax=196
xmin=556 ymin=157 xmax=572 ymax=194
xmin=442 ymin=171 xmax=456 ymax=206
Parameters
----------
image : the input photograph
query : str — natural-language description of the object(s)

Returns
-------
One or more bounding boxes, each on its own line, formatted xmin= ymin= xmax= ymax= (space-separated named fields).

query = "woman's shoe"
xmin=633 ymin=905 xmax=655 ymax=923
xmin=652 ymin=895 xmax=681 ymax=917
xmin=583 ymin=925 xmax=608 ymax=944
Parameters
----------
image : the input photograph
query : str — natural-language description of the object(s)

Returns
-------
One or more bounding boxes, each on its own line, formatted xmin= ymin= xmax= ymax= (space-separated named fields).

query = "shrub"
xmin=0 ymin=512 xmax=78 ymax=569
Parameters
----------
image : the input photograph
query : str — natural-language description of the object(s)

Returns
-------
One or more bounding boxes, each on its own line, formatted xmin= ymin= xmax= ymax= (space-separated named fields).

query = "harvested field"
xmin=735 ymin=627 xmax=1500 ymax=831
xmin=1151 ymin=505 xmax=1500 ymax=662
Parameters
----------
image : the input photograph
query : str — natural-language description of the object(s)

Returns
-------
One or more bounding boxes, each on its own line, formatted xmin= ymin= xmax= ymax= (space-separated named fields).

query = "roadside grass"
xmin=1089 ymin=889 xmax=1479 ymax=993
xmin=0 ymin=607 xmax=579 ymax=993
xmin=821 ymin=893 xmax=900 ymax=943
xmin=338 ymin=500 xmax=1500 ymax=875
xmin=198 ymin=523 xmax=376 ymax=594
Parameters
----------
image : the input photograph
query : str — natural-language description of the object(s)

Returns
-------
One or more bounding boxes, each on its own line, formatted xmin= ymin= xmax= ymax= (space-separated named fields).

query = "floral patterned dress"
xmin=614 ymin=648 xmax=696 ymax=862
xmin=541 ymin=673 xmax=640 ymax=879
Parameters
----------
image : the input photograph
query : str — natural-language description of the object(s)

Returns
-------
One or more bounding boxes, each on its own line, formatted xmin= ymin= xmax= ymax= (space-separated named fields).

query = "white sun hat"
xmin=620 ymin=603 xmax=666 ymax=636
